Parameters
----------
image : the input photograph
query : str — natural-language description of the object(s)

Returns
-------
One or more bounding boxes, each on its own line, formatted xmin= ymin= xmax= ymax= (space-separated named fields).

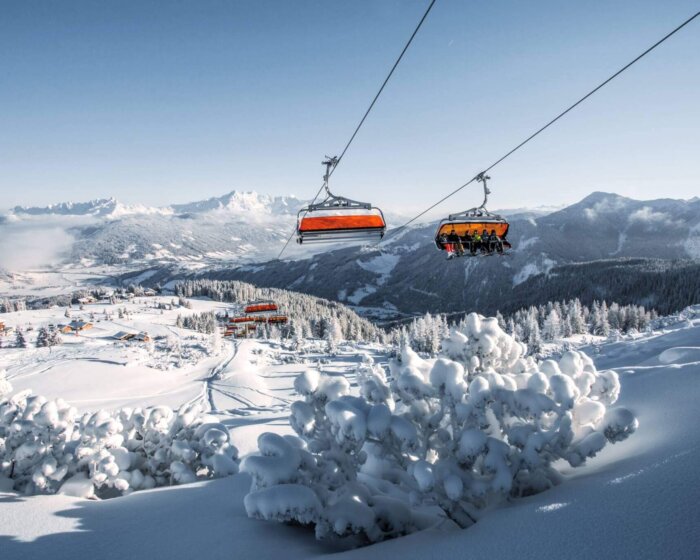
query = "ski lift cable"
xmin=379 ymin=9 xmax=700 ymax=245
xmin=277 ymin=0 xmax=438 ymax=259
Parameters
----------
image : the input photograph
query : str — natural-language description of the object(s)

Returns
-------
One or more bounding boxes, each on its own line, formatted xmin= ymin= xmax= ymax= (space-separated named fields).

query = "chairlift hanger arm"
xmin=304 ymin=196 xmax=374 ymax=213
xmin=302 ymin=155 xmax=373 ymax=212
xmin=476 ymin=172 xmax=491 ymax=209
xmin=322 ymin=156 xmax=339 ymax=196
xmin=447 ymin=172 xmax=496 ymax=220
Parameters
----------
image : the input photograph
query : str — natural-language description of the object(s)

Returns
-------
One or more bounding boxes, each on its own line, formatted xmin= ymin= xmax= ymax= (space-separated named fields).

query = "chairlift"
xmin=434 ymin=174 xmax=511 ymax=258
xmin=229 ymin=316 xmax=256 ymax=324
xmin=296 ymin=157 xmax=386 ymax=244
xmin=244 ymin=301 xmax=278 ymax=314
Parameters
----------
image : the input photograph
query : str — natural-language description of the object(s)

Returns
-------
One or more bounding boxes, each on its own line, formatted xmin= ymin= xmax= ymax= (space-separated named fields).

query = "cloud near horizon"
xmin=0 ymin=225 xmax=75 ymax=271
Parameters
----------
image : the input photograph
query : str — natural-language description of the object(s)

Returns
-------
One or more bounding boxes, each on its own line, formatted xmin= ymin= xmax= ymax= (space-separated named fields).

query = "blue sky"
xmin=1 ymin=0 xmax=698 ymax=216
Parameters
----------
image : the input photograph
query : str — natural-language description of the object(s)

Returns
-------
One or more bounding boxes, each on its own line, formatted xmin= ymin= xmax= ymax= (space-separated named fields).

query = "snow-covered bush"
xmin=0 ymin=393 xmax=238 ymax=497
xmin=243 ymin=313 xmax=637 ymax=546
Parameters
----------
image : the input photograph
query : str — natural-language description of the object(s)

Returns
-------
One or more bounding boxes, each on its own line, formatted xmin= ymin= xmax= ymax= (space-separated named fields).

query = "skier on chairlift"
xmin=481 ymin=228 xmax=490 ymax=254
xmin=447 ymin=227 xmax=464 ymax=257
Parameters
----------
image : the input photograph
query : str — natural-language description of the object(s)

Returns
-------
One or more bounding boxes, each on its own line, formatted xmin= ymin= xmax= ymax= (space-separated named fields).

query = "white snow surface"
xmin=2 ymin=303 xmax=700 ymax=558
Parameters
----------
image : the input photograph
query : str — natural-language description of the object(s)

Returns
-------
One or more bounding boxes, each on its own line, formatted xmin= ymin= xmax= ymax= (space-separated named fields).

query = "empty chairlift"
xmin=244 ymin=301 xmax=278 ymax=314
xmin=296 ymin=157 xmax=386 ymax=245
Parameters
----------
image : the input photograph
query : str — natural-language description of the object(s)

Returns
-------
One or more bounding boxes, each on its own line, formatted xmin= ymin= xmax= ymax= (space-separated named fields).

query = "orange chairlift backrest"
xmin=298 ymin=213 xmax=385 ymax=233
xmin=244 ymin=303 xmax=278 ymax=314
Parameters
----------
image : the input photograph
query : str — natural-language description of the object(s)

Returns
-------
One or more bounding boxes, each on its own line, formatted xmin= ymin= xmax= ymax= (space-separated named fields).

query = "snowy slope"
xmin=2 ymin=307 xmax=700 ymax=558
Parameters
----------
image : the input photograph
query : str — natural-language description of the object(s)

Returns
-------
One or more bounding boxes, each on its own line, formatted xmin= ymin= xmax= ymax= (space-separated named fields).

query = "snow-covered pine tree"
xmin=543 ymin=308 xmax=562 ymax=341
xmin=325 ymin=317 xmax=342 ymax=353
xmin=526 ymin=310 xmax=542 ymax=354
xmin=593 ymin=301 xmax=611 ymax=337
xmin=36 ymin=327 xmax=49 ymax=348
xmin=47 ymin=328 xmax=62 ymax=348
xmin=15 ymin=328 xmax=28 ymax=349
xmin=569 ymin=299 xmax=586 ymax=334
xmin=561 ymin=314 xmax=573 ymax=338
xmin=209 ymin=326 xmax=223 ymax=356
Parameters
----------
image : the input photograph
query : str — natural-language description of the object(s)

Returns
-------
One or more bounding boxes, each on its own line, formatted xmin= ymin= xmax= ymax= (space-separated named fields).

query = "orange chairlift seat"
xmin=434 ymin=174 xmax=512 ymax=258
xmin=296 ymin=157 xmax=386 ymax=245
xmin=229 ymin=316 xmax=256 ymax=323
xmin=244 ymin=302 xmax=278 ymax=314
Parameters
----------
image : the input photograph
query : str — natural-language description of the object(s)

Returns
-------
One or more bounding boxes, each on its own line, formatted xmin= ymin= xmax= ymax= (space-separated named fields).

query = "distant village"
xmin=0 ymin=286 xmax=165 ymax=349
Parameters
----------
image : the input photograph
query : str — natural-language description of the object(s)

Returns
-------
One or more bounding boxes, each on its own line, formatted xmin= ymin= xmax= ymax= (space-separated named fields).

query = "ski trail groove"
xmin=204 ymin=341 xmax=238 ymax=413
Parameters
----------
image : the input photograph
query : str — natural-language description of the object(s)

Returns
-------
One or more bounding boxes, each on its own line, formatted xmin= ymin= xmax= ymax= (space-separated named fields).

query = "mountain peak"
xmin=170 ymin=190 xmax=305 ymax=215
xmin=577 ymin=191 xmax=629 ymax=205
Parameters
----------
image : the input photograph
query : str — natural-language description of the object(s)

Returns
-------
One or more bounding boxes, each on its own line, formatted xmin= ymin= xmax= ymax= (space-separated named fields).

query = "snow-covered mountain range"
xmin=1 ymin=191 xmax=311 ymax=269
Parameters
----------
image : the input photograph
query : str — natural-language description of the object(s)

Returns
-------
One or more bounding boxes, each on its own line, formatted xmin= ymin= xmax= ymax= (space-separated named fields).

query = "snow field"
xmin=1 ymin=297 xmax=231 ymax=411
xmin=1 ymin=304 xmax=700 ymax=558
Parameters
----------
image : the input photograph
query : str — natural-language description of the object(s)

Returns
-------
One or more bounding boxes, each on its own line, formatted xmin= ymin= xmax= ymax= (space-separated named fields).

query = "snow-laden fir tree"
xmin=243 ymin=313 xmax=637 ymax=546
xmin=543 ymin=308 xmax=562 ymax=340
xmin=36 ymin=327 xmax=49 ymax=348
xmin=47 ymin=328 xmax=62 ymax=348
xmin=325 ymin=318 xmax=342 ymax=353
xmin=209 ymin=326 xmax=223 ymax=356
xmin=15 ymin=328 xmax=28 ymax=349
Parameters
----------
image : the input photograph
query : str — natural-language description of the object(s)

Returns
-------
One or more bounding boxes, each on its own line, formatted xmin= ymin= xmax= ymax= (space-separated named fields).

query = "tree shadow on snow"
xmin=0 ymin=473 xmax=333 ymax=560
